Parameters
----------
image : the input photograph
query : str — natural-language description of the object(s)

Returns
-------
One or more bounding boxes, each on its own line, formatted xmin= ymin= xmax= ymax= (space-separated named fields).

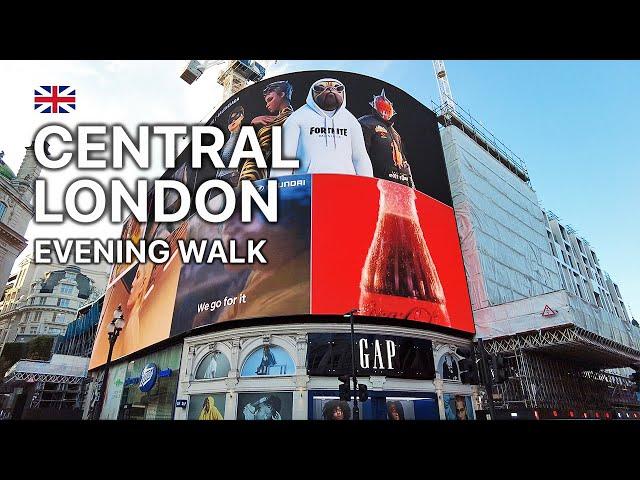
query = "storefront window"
xmin=188 ymin=393 xmax=226 ymax=420
xmin=312 ymin=396 xmax=362 ymax=420
xmin=194 ymin=351 xmax=231 ymax=380
xmin=240 ymin=345 xmax=294 ymax=377
xmin=309 ymin=391 xmax=439 ymax=420
xmin=119 ymin=344 xmax=182 ymax=420
xmin=438 ymin=353 xmax=460 ymax=381
xmin=237 ymin=392 xmax=293 ymax=420
xmin=385 ymin=397 xmax=438 ymax=420
xmin=443 ymin=394 xmax=475 ymax=420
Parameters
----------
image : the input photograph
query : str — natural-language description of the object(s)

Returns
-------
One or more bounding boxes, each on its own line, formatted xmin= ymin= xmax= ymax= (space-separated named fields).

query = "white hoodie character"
xmin=272 ymin=78 xmax=373 ymax=177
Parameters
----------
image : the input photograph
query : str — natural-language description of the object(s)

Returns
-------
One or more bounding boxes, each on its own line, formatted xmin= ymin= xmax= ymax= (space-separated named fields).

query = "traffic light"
xmin=630 ymin=371 xmax=640 ymax=392
xmin=358 ymin=384 xmax=369 ymax=402
xmin=490 ymin=353 xmax=508 ymax=384
xmin=338 ymin=375 xmax=351 ymax=401
xmin=457 ymin=347 xmax=480 ymax=385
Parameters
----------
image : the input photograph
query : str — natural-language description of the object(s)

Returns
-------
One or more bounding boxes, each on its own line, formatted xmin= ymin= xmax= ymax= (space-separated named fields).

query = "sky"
xmin=0 ymin=60 xmax=638 ymax=317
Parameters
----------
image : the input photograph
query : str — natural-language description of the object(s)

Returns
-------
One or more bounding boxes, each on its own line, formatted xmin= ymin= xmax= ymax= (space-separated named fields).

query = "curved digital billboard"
xmin=89 ymin=71 xmax=473 ymax=369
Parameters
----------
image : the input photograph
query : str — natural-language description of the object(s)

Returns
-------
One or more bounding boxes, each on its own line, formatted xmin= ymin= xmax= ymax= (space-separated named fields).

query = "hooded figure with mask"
xmin=358 ymin=89 xmax=415 ymax=188
xmin=272 ymin=78 xmax=373 ymax=177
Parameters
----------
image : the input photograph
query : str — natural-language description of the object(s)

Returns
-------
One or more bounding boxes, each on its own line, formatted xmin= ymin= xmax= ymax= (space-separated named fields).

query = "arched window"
xmin=438 ymin=353 xmax=460 ymax=381
xmin=195 ymin=351 xmax=231 ymax=380
xmin=241 ymin=345 xmax=295 ymax=377
xmin=0 ymin=202 xmax=7 ymax=222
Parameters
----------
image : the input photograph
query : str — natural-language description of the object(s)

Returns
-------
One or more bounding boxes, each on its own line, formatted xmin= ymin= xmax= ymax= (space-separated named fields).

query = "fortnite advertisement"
xmin=86 ymin=70 xmax=471 ymax=369
xmin=204 ymin=70 xmax=453 ymax=205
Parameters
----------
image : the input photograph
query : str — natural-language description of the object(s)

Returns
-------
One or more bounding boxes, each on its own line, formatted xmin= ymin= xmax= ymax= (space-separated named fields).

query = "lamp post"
xmin=93 ymin=304 xmax=125 ymax=420
xmin=344 ymin=309 xmax=359 ymax=421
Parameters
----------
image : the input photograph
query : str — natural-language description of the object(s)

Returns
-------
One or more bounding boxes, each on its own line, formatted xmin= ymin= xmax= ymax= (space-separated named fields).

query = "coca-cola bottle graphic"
xmin=358 ymin=179 xmax=450 ymax=326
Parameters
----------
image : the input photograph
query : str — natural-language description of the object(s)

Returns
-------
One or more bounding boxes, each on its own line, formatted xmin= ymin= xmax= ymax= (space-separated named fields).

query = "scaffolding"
xmin=482 ymin=327 xmax=640 ymax=411
xmin=56 ymin=296 xmax=103 ymax=357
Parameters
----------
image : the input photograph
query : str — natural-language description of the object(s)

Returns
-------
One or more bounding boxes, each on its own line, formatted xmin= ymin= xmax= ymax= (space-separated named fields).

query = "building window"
xmin=614 ymin=284 xmax=621 ymax=298
xmin=195 ymin=351 xmax=231 ymax=380
xmin=437 ymin=353 xmax=460 ymax=381
xmin=60 ymin=284 xmax=74 ymax=295
xmin=55 ymin=313 xmax=66 ymax=323
xmin=594 ymin=291 xmax=602 ymax=308
xmin=240 ymin=345 xmax=295 ymax=377
xmin=0 ymin=202 xmax=7 ymax=221
xmin=50 ymin=328 xmax=61 ymax=335
xmin=558 ymin=262 xmax=567 ymax=290
xmin=574 ymin=275 xmax=584 ymax=300
xmin=57 ymin=298 xmax=71 ymax=308
xmin=188 ymin=394 xmax=226 ymax=420
xmin=237 ymin=392 xmax=293 ymax=420
xmin=29 ymin=326 xmax=38 ymax=335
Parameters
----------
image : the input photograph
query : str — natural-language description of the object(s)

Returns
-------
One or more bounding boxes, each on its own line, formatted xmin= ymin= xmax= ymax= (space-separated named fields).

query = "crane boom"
xmin=432 ymin=60 xmax=456 ymax=115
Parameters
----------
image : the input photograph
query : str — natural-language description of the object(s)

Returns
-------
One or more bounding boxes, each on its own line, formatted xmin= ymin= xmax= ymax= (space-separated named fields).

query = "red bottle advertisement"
xmin=358 ymin=179 xmax=449 ymax=325
xmin=312 ymin=174 xmax=473 ymax=333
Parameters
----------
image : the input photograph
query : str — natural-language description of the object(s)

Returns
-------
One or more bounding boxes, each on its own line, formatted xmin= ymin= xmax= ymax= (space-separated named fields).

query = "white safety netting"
xmin=440 ymin=125 xmax=640 ymax=352
xmin=440 ymin=125 xmax=562 ymax=311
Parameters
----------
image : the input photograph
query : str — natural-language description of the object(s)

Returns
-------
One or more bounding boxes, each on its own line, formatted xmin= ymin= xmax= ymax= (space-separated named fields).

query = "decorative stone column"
xmin=434 ymin=378 xmax=446 ymax=420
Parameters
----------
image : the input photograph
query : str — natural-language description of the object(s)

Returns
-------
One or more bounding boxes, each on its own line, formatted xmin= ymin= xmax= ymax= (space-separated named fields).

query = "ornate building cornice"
xmin=0 ymin=222 xmax=27 ymax=250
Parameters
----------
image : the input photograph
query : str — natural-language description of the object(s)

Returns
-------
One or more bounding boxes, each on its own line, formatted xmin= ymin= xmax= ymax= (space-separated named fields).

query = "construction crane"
xmin=432 ymin=60 xmax=456 ymax=117
xmin=179 ymin=59 xmax=276 ymax=101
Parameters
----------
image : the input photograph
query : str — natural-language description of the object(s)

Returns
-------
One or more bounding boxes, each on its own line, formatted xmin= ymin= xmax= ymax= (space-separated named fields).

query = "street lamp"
xmin=93 ymin=305 xmax=125 ymax=419
xmin=344 ymin=309 xmax=360 ymax=421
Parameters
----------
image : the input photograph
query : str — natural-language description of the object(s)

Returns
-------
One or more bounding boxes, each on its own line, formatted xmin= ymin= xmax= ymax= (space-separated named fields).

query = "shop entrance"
xmin=121 ymin=403 xmax=147 ymax=420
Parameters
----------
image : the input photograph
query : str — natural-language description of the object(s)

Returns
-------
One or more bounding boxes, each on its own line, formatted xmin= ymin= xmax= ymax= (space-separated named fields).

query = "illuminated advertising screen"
xmin=90 ymin=71 xmax=473 ymax=369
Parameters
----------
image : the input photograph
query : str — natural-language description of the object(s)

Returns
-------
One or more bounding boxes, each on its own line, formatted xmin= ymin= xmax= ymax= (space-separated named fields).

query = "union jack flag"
xmin=34 ymin=85 xmax=76 ymax=113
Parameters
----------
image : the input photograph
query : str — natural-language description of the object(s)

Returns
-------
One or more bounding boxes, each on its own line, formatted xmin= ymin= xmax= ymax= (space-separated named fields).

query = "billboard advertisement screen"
xmin=89 ymin=71 xmax=473 ymax=369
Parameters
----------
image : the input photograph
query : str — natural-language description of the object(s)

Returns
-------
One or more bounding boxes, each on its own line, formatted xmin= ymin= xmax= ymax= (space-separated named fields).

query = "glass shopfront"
xmin=118 ymin=345 xmax=182 ymax=420
xmin=309 ymin=390 xmax=439 ymax=420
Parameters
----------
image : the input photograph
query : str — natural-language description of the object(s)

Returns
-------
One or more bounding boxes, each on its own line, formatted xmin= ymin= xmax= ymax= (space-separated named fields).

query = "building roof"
xmin=0 ymin=155 xmax=16 ymax=180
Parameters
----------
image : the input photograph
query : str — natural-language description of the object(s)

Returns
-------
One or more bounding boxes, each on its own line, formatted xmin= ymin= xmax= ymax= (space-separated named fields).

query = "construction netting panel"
xmin=474 ymin=289 xmax=640 ymax=351
xmin=440 ymin=125 xmax=562 ymax=310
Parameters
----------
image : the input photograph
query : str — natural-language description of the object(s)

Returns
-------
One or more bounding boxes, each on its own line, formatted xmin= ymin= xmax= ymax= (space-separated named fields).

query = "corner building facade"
xmin=174 ymin=321 xmax=476 ymax=420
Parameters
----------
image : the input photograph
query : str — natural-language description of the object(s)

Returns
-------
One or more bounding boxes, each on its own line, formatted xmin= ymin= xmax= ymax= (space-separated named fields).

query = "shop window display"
xmin=194 ymin=351 xmax=231 ymax=380
xmin=438 ymin=353 xmax=460 ymax=381
xmin=385 ymin=397 xmax=438 ymax=420
xmin=240 ymin=345 xmax=295 ymax=377
xmin=236 ymin=392 xmax=293 ymax=420
xmin=310 ymin=391 xmax=439 ymax=420
xmin=443 ymin=394 xmax=475 ymax=420
xmin=188 ymin=393 xmax=226 ymax=420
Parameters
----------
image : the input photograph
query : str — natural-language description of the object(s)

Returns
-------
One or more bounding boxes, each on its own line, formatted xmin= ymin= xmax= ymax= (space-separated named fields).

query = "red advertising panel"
xmin=311 ymin=174 xmax=473 ymax=333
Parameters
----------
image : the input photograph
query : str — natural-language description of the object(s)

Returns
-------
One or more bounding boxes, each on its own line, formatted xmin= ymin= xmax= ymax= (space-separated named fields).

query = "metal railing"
xmin=432 ymin=98 xmax=530 ymax=183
